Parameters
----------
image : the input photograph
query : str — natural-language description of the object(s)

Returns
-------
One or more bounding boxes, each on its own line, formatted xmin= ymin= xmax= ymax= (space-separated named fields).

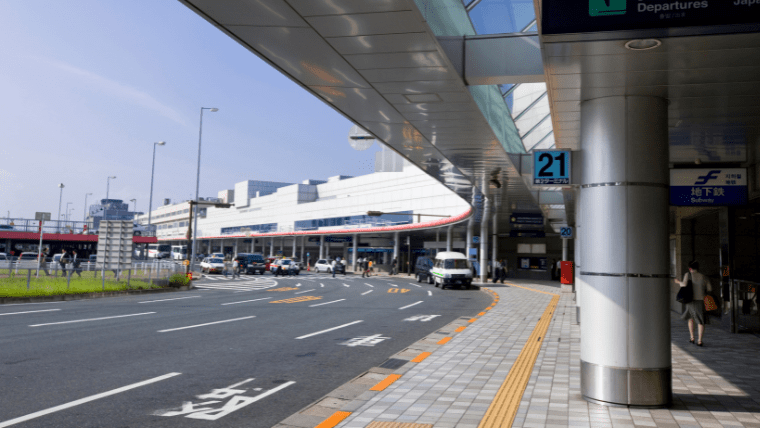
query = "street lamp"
xmin=190 ymin=107 xmax=219 ymax=271
xmin=105 ymin=176 xmax=116 ymax=224
xmin=57 ymin=183 xmax=65 ymax=232
xmin=130 ymin=198 xmax=137 ymax=214
xmin=148 ymin=141 xmax=166 ymax=228
xmin=83 ymin=192 xmax=92 ymax=223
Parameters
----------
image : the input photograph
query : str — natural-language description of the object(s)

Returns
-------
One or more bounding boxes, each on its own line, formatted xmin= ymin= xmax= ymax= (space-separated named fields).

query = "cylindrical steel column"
xmin=562 ymin=238 xmax=568 ymax=261
xmin=575 ymin=188 xmax=583 ymax=322
xmin=352 ymin=234 xmax=358 ymax=272
xmin=579 ymin=96 xmax=671 ymax=407
xmin=393 ymin=232 xmax=399 ymax=260
xmin=300 ymin=237 xmax=305 ymax=263
xmin=269 ymin=237 xmax=274 ymax=257
xmin=446 ymin=226 xmax=453 ymax=252
xmin=234 ymin=240 xmax=238 ymax=257
xmin=292 ymin=236 xmax=296 ymax=258
xmin=319 ymin=236 xmax=324 ymax=259
xmin=491 ymin=212 xmax=498 ymax=267
xmin=466 ymin=218 xmax=474 ymax=259
xmin=479 ymin=197 xmax=490 ymax=283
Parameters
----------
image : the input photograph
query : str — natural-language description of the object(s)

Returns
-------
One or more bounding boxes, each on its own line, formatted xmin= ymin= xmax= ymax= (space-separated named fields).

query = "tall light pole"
xmin=148 ymin=141 xmax=166 ymax=229
xmin=57 ymin=183 xmax=65 ymax=232
xmin=105 ymin=176 xmax=116 ymax=225
xmin=130 ymin=198 xmax=137 ymax=216
xmin=83 ymin=192 xmax=92 ymax=223
xmin=65 ymin=202 xmax=72 ymax=222
xmin=190 ymin=107 xmax=218 ymax=271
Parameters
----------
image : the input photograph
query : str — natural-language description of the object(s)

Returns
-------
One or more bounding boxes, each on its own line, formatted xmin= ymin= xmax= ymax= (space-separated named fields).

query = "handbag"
xmin=676 ymin=273 xmax=693 ymax=304
xmin=704 ymin=295 xmax=717 ymax=312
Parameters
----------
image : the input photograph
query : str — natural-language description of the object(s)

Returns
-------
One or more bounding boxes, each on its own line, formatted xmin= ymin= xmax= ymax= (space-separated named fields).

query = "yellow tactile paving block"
xmin=370 ymin=374 xmax=402 ymax=391
xmin=455 ymin=326 xmax=467 ymax=333
xmin=315 ymin=411 xmax=352 ymax=428
xmin=478 ymin=293 xmax=560 ymax=428
xmin=437 ymin=337 xmax=452 ymax=345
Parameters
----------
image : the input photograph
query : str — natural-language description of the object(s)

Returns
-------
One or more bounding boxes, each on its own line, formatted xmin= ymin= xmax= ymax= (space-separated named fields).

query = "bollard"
xmin=26 ymin=269 xmax=31 ymax=290
xmin=67 ymin=270 xmax=72 ymax=291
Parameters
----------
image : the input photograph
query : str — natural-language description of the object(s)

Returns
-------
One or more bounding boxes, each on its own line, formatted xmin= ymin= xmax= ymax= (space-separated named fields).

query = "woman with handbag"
xmin=675 ymin=260 xmax=712 ymax=346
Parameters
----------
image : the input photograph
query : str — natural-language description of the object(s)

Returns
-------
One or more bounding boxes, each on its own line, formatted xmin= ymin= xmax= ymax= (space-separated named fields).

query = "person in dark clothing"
xmin=71 ymin=250 xmax=82 ymax=277
xmin=58 ymin=249 xmax=69 ymax=276
xmin=391 ymin=258 xmax=397 ymax=275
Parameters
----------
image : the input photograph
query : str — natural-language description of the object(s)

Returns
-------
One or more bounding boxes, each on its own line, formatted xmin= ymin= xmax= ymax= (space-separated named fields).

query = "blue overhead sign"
xmin=534 ymin=150 xmax=571 ymax=185
xmin=670 ymin=168 xmax=748 ymax=206
xmin=510 ymin=213 xmax=544 ymax=225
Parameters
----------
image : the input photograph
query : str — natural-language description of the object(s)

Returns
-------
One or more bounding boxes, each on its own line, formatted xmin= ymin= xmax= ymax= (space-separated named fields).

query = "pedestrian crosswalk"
xmin=195 ymin=275 xmax=279 ymax=292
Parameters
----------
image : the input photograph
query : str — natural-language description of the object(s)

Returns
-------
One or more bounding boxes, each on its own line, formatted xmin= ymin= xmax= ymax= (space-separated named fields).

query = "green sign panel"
xmin=543 ymin=0 xmax=760 ymax=35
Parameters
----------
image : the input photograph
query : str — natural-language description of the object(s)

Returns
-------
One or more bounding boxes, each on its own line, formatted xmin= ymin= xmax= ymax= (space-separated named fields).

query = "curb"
xmin=0 ymin=285 xmax=190 ymax=305
xmin=273 ymin=287 xmax=499 ymax=428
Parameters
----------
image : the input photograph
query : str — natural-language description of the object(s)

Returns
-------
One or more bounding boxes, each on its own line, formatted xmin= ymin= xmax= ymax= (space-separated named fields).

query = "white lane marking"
xmin=1 ymin=302 xmax=64 ymax=307
xmin=320 ymin=283 xmax=324 ymax=288
xmin=0 ymin=309 xmax=60 ymax=316
xmin=295 ymin=320 xmax=363 ymax=339
xmin=158 ymin=316 xmax=256 ymax=333
xmin=390 ymin=284 xmax=398 ymax=287
xmin=427 ymin=290 xmax=433 ymax=296
xmin=294 ymin=289 xmax=315 ymax=294
xmin=29 ymin=312 xmax=155 ymax=327
xmin=361 ymin=290 xmax=373 ymax=296
xmin=221 ymin=297 xmax=272 ymax=306
xmin=309 ymin=299 xmax=346 ymax=307
xmin=295 ymin=283 xmax=301 ymax=287
xmin=139 ymin=296 xmax=201 ymax=304
xmin=364 ymin=283 xmax=374 ymax=288
xmin=399 ymin=301 xmax=424 ymax=310
xmin=342 ymin=283 xmax=350 ymax=288
xmin=0 ymin=372 xmax=181 ymax=428
xmin=409 ymin=283 xmax=422 ymax=288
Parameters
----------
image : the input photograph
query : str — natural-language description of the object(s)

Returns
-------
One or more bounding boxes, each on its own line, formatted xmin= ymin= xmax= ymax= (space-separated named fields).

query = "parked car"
xmin=415 ymin=256 xmax=435 ymax=284
xmin=0 ymin=252 xmax=7 ymax=261
xmin=314 ymin=259 xmax=344 ymax=273
xmin=210 ymin=252 xmax=225 ymax=259
xmin=265 ymin=257 xmax=277 ymax=271
xmin=430 ymin=252 xmax=473 ymax=289
xmin=200 ymin=257 xmax=225 ymax=274
xmin=235 ymin=253 xmax=267 ymax=275
xmin=270 ymin=258 xmax=299 ymax=275
xmin=18 ymin=252 xmax=39 ymax=261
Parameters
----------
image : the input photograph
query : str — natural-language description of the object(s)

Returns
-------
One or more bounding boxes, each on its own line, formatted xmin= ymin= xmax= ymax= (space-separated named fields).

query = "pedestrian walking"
xmin=492 ymin=259 xmax=501 ymax=284
xmin=675 ymin=260 xmax=712 ymax=346
xmin=368 ymin=259 xmax=374 ymax=275
xmin=41 ymin=248 xmax=51 ymax=276
xmin=58 ymin=249 xmax=69 ymax=277
xmin=556 ymin=259 xmax=562 ymax=281
xmin=499 ymin=259 xmax=507 ymax=283
xmin=391 ymin=258 xmax=397 ymax=275
xmin=361 ymin=258 xmax=369 ymax=278
xmin=71 ymin=250 xmax=82 ymax=277
xmin=331 ymin=259 xmax=337 ymax=278
xmin=232 ymin=258 xmax=240 ymax=279
xmin=223 ymin=256 xmax=232 ymax=278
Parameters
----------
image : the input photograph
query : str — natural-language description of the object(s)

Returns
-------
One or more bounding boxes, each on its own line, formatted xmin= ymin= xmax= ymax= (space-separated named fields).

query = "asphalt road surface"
xmin=0 ymin=271 xmax=492 ymax=428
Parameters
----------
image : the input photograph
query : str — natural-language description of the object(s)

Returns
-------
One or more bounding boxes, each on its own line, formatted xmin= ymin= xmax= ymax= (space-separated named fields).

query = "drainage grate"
xmin=379 ymin=358 xmax=408 ymax=369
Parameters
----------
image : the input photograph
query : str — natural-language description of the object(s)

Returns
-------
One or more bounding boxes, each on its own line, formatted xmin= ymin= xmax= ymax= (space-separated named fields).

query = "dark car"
xmin=415 ymin=256 xmax=435 ymax=284
xmin=235 ymin=253 xmax=267 ymax=275
xmin=333 ymin=260 xmax=346 ymax=275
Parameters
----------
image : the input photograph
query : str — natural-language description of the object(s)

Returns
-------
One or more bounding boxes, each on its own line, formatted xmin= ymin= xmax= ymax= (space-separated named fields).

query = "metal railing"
xmin=0 ymin=218 xmax=155 ymax=237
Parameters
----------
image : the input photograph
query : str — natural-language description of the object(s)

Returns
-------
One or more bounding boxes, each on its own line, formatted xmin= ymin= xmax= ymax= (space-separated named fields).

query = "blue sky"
xmin=0 ymin=1 xmax=380 ymax=221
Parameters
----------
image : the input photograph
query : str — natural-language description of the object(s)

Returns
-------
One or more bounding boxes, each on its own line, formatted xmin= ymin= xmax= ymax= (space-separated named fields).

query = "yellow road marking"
xmin=268 ymin=287 xmax=299 ymax=292
xmin=437 ymin=337 xmax=452 ymax=345
xmin=315 ymin=411 xmax=352 ymax=428
xmin=411 ymin=352 xmax=431 ymax=363
xmin=505 ymin=282 xmax=557 ymax=296
xmin=370 ymin=374 xmax=402 ymax=391
xmin=478 ymin=312 xmax=486 ymax=316
xmin=478 ymin=293 xmax=559 ymax=428
xmin=468 ymin=318 xmax=477 ymax=323
xmin=387 ymin=288 xmax=410 ymax=293
xmin=485 ymin=307 xmax=492 ymax=311
xmin=270 ymin=296 xmax=322 ymax=304
xmin=455 ymin=326 xmax=467 ymax=333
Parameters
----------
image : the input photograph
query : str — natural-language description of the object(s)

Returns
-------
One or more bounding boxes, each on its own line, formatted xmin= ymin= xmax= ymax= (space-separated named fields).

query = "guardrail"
xmin=0 ymin=218 xmax=155 ymax=237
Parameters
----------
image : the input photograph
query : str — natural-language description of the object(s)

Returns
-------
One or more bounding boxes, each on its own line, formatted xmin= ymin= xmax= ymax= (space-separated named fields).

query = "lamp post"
xmin=105 ymin=176 xmax=116 ymax=223
xmin=190 ymin=107 xmax=219 ymax=271
xmin=65 ymin=202 xmax=72 ymax=222
xmin=83 ymin=192 xmax=92 ymax=223
xmin=130 ymin=198 xmax=137 ymax=215
xmin=57 ymin=183 xmax=65 ymax=232
xmin=148 ymin=141 xmax=166 ymax=228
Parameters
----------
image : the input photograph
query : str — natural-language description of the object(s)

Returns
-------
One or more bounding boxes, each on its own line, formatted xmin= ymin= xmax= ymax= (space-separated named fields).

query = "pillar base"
xmin=561 ymin=283 xmax=573 ymax=293
xmin=581 ymin=360 xmax=671 ymax=408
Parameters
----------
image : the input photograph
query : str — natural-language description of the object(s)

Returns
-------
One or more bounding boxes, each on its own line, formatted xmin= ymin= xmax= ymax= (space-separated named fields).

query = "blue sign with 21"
xmin=534 ymin=150 xmax=571 ymax=185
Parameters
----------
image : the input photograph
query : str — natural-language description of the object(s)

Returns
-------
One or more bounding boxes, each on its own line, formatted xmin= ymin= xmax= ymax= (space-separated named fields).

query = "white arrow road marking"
xmin=361 ymin=290 xmax=373 ymax=296
xmin=309 ymin=299 xmax=346 ymax=307
xmin=295 ymin=320 xmax=363 ymax=339
xmin=158 ymin=316 xmax=256 ymax=333
xmin=364 ymin=283 xmax=374 ymax=288
xmin=390 ymin=284 xmax=398 ymax=287
xmin=399 ymin=301 xmax=424 ymax=310
xmin=295 ymin=283 xmax=301 ymax=287
xmin=221 ymin=297 xmax=272 ymax=306
xmin=427 ymin=290 xmax=433 ymax=296
xmin=0 ymin=372 xmax=181 ymax=428
xmin=0 ymin=309 xmax=60 ymax=316
xmin=29 ymin=312 xmax=155 ymax=327
xmin=343 ymin=283 xmax=350 ymax=288
xmin=409 ymin=283 xmax=422 ymax=288
xmin=320 ymin=283 xmax=325 ymax=288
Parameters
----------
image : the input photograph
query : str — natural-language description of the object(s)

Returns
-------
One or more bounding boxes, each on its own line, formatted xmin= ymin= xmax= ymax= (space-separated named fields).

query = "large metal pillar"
xmin=479 ymin=197 xmax=490 ymax=283
xmin=292 ymin=236 xmax=296 ymax=258
xmin=393 ymin=232 xmax=400 ymax=261
xmin=319 ymin=235 xmax=324 ymax=259
xmin=300 ymin=237 xmax=305 ymax=263
xmin=446 ymin=226 xmax=453 ymax=252
xmin=575 ymin=188 xmax=583 ymax=323
xmin=269 ymin=237 xmax=274 ymax=257
xmin=466 ymin=217 xmax=474 ymax=259
xmin=352 ymin=234 xmax=358 ymax=272
xmin=579 ymin=96 xmax=670 ymax=407
xmin=233 ymin=240 xmax=238 ymax=257
xmin=491 ymin=212 xmax=498 ymax=267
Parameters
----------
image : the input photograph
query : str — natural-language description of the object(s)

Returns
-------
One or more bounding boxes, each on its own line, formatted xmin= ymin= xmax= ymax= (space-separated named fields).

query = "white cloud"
xmin=34 ymin=57 xmax=189 ymax=127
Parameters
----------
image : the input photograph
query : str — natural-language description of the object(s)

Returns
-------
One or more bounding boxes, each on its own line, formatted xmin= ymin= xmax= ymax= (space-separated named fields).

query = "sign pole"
xmin=36 ymin=220 xmax=44 ymax=278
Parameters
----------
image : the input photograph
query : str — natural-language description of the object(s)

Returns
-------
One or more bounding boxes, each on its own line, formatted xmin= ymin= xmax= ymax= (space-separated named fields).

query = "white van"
xmin=171 ymin=245 xmax=188 ymax=260
xmin=430 ymin=251 xmax=473 ymax=289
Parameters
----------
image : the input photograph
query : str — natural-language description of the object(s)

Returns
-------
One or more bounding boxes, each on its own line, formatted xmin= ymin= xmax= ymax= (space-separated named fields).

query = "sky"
xmin=0 ymin=1 xmax=381 ymax=221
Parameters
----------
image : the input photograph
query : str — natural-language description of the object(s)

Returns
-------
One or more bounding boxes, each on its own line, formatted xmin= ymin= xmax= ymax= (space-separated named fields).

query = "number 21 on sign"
xmin=533 ymin=150 xmax=571 ymax=185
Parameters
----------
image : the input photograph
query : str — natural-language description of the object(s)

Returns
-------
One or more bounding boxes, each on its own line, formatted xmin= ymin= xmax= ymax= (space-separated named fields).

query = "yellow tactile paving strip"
xmin=478 ymin=285 xmax=559 ymax=428
xmin=370 ymin=374 xmax=402 ymax=391
xmin=314 ymin=411 xmax=351 ymax=428
xmin=410 ymin=352 xmax=431 ymax=363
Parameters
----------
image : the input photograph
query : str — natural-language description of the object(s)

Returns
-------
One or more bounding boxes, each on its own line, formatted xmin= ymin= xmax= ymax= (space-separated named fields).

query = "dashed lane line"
xmin=29 ymin=312 xmax=156 ymax=327
xmin=294 ymin=289 xmax=316 ymax=294
xmin=0 ymin=373 xmax=182 ymax=428
xmin=398 ymin=301 xmax=423 ymax=310
xmin=221 ymin=297 xmax=272 ymax=306
xmin=364 ymin=283 xmax=374 ymax=288
xmin=309 ymin=299 xmax=346 ymax=307
xmin=157 ymin=316 xmax=256 ymax=333
xmin=138 ymin=296 xmax=201 ymax=304
xmin=361 ymin=290 xmax=373 ymax=296
xmin=0 ymin=309 xmax=60 ymax=316
xmin=295 ymin=320 xmax=363 ymax=339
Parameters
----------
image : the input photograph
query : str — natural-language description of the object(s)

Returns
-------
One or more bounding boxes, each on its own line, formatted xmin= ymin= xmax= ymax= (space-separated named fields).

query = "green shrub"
xmin=168 ymin=273 xmax=190 ymax=287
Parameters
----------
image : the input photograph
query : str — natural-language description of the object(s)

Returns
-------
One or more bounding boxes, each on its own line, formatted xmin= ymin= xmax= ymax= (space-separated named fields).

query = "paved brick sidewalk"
xmin=334 ymin=279 xmax=760 ymax=428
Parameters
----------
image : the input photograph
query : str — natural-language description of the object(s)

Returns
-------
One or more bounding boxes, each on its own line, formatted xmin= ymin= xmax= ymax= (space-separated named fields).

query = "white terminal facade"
xmin=136 ymin=147 xmax=474 ymax=269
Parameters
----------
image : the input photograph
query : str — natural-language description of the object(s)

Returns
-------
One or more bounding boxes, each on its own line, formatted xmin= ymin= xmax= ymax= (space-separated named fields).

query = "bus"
xmin=171 ymin=245 xmax=188 ymax=260
xmin=147 ymin=244 xmax=171 ymax=259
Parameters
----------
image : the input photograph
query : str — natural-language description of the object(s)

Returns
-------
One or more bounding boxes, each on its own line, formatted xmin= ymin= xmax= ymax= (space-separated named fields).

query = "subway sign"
xmin=543 ymin=0 xmax=760 ymax=35
xmin=670 ymin=168 xmax=748 ymax=206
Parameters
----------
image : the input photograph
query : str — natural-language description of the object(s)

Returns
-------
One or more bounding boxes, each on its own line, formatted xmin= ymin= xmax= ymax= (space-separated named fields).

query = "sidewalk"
xmin=278 ymin=279 xmax=760 ymax=428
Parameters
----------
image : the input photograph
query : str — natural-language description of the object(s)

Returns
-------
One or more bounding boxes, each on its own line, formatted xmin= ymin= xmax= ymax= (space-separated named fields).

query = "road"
xmin=0 ymin=271 xmax=492 ymax=427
